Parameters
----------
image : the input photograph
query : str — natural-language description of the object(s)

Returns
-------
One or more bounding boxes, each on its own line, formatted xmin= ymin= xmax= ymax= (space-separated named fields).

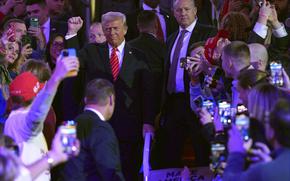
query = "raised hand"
xmin=248 ymin=142 xmax=272 ymax=163
xmin=228 ymin=125 xmax=245 ymax=153
xmin=20 ymin=44 xmax=33 ymax=58
xmin=199 ymin=108 xmax=213 ymax=125
xmin=213 ymin=107 xmax=223 ymax=132
xmin=53 ymin=54 xmax=80 ymax=81
xmin=0 ymin=0 xmax=23 ymax=14
xmin=48 ymin=128 xmax=80 ymax=165
xmin=258 ymin=0 xmax=272 ymax=25
xmin=143 ymin=123 xmax=155 ymax=139
xmin=67 ymin=17 xmax=83 ymax=35
xmin=282 ymin=68 xmax=290 ymax=89
xmin=1 ymin=25 xmax=16 ymax=43
xmin=28 ymin=26 xmax=46 ymax=49
xmin=268 ymin=5 xmax=281 ymax=29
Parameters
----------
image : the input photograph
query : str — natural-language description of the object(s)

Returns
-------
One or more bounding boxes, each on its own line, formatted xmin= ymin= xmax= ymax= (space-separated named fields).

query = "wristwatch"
xmin=45 ymin=153 xmax=54 ymax=169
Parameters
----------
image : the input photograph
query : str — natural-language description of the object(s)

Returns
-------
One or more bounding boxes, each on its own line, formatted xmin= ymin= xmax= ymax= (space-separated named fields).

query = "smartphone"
xmin=21 ymin=34 xmax=32 ymax=47
xmin=30 ymin=17 xmax=39 ymax=28
xmin=61 ymin=48 xmax=78 ymax=76
xmin=61 ymin=48 xmax=76 ymax=57
xmin=210 ymin=143 xmax=226 ymax=171
xmin=60 ymin=120 xmax=77 ymax=156
xmin=20 ymin=34 xmax=37 ymax=50
xmin=180 ymin=57 xmax=194 ymax=69
xmin=218 ymin=101 xmax=232 ymax=128
xmin=208 ymin=67 xmax=223 ymax=88
xmin=235 ymin=114 xmax=250 ymax=141
xmin=202 ymin=99 xmax=215 ymax=117
xmin=255 ymin=0 xmax=263 ymax=7
xmin=270 ymin=61 xmax=283 ymax=87
xmin=193 ymin=95 xmax=203 ymax=108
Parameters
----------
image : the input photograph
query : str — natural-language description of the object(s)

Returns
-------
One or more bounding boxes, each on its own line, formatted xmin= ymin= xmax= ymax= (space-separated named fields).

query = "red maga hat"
xmin=9 ymin=72 xmax=44 ymax=101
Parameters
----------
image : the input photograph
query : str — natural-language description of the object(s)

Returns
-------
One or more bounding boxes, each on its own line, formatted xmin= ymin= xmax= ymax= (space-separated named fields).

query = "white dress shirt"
xmin=84 ymin=107 xmax=106 ymax=121
xmin=253 ymin=22 xmax=288 ymax=39
xmin=143 ymin=3 xmax=167 ymax=40
xmin=41 ymin=18 xmax=50 ymax=44
xmin=108 ymin=40 xmax=125 ymax=69
xmin=170 ymin=19 xmax=197 ymax=93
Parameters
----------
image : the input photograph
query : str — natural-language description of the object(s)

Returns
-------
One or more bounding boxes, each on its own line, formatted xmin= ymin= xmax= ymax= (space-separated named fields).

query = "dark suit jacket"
xmin=157 ymin=8 xmax=178 ymax=38
xmin=61 ymin=110 xmax=125 ymax=181
xmin=141 ymin=7 xmax=178 ymax=38
xmin=65 ymin=36 xmax=155 ymax=141
xmin=162 ymin=23 xmax=217 ymax=112
xmin=129 ymin=33 xmax=166 ymax=113
xmin=197 ymin=0 xmax=217 ymax=27
xmin=50 ymin=20 xmax=67 ymax=39
xmin=126 ymin=7 xmax=178 ymax=41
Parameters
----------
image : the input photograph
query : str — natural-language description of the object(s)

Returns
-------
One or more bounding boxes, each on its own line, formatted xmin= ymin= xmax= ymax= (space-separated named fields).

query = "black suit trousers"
xmin=153 ymin=93 xmax=210 ymax=168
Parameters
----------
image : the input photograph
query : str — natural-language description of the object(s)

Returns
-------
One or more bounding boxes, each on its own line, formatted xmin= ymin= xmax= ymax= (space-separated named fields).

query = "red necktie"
xmin=153 ymin=10 xmax=164 ymax=43
xmin=110 ymin=48 xmax=120 ymax=81
xmin=156 ymin=17 xmax=164 ymax=43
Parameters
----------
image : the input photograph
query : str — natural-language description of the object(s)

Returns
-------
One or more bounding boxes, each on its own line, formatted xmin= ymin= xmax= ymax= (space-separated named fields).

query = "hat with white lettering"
xmin=9 ymin=72 xmax=44 ymax=101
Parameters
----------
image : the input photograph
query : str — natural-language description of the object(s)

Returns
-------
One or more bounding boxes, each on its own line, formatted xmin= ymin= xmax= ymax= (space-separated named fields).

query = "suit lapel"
xmin=183 ymin=23 xmax=203 ymax=94
xmin=166 ymin=31 xmax=179 ymax=67
xmin=187 ymin=23 xmax=201 ymax=55
xmin=118 ymin=44 xmax=133 ymax=79
xmin=160 ymin=9 xmax=170 ymax=25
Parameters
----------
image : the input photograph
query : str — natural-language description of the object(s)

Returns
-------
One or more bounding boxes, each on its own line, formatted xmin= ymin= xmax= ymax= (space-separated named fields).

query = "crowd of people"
xmin=0 ymin=0 xmax=289 ymax=180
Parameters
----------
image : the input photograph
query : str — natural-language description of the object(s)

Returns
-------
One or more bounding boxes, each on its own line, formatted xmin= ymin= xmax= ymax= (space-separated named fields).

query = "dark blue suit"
xmin=61 ymin=110 xmax=125 ymax=181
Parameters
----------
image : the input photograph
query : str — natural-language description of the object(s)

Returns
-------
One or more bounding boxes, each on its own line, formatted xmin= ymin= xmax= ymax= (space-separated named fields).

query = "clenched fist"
xmin=67 ymin=17 xmax=83 ymax=35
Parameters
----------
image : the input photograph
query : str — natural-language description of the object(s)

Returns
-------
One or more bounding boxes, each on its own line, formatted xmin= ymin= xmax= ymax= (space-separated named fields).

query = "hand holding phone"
xmin=60 ymin=120 xmax=78 ymax=156
xmin=210 ymin=143 xmax=226 ymax=172
xmin=218 ymin=101 xmax=232 ymax=128
xmin=2 ymin=24 xmax=16 ymax=43
xmin=202 ymin=99 xmax=215 ymax=117
xmin=60 ymin=48 xmax=78 ymax=77
xmin=193 ymin=95 xmax=203 ymax=108
xmin=248 ymin=142 xmax=272 ymax=163
xmin=235 ymin=114 xmax=250 ymax=141
xmin=270 ymin=61 xmax=283 ymax=87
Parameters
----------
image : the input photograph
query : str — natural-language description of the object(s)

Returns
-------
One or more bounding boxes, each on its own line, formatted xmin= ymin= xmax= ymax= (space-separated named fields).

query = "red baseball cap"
xmin=9 ymin=72 xmax=44 ymax=101
xmin=204 ymin=29 xmax=229 ymax=65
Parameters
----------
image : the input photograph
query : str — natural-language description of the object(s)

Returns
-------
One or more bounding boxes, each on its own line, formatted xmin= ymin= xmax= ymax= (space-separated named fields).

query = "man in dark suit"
xmin=129 ymin=10 xmax=166 ymax=117
xmin=141 ymin=0 xmax=178 ymax=42
xmin=26 ymin=0 xmax=67 ymax=45
xmin=155 ymin=0 xmax=217 ymax=168
xmin=64 ymin=12 xmax=155 ymax=181
xmin=61 ymin=79 xmax=125 ymax=181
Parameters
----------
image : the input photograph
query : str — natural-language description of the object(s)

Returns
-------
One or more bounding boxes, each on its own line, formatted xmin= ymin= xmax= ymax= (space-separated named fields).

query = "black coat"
xmin=129 ymin=33 xmax=166 ymax=112
xmin=61 ymin=110 xmax=125 ymax=181
xmin=49 ymin=20 xmax=68 ymax=39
